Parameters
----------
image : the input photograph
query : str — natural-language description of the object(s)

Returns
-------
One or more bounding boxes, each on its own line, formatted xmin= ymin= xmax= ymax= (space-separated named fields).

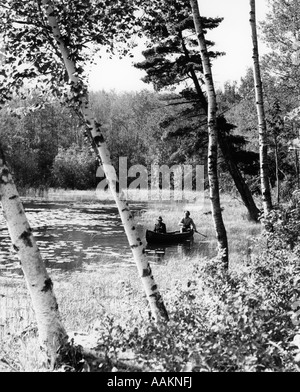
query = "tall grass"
xmin=18 ymin=187 xmax=98 ymax=201
xmin=0 ymin=191 xmax=262 ymax=371
xmin=140 ymin=192 xmax=262 ymax=269
xmin=18 ymin=187 xmax=205 ymax=203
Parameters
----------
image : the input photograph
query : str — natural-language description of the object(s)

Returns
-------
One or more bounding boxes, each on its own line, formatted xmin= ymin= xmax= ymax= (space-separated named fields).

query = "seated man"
xmin=178 ymin=210 xmax=197 ymax=232
xmin=154 ymin=216 xmax=167 ymax=233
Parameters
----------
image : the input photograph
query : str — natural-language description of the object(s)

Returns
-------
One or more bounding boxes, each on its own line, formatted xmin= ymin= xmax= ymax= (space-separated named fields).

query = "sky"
xmin=88 ymin=0 xmax=270 ymax=92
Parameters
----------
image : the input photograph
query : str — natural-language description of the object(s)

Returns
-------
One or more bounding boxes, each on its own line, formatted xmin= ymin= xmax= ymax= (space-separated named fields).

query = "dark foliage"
xmin=74 ymin=200 xmax=300 ymax=372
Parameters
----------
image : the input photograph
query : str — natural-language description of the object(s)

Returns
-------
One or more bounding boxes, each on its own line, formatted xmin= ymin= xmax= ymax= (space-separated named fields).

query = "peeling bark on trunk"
xmin=189 ymin=0 xmax=228 ymax=268
xmin=41 ymin=0 xmax=168 ymax=322
xmin=0 ymin=148 xmax=67 ymax=363
xmin=249 ymin=0 xmax=272 ymax=216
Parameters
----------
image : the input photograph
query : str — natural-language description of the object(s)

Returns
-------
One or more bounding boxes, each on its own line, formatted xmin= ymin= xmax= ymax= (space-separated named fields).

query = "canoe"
xmin=145 ymin=229 xmax=194 ymax=244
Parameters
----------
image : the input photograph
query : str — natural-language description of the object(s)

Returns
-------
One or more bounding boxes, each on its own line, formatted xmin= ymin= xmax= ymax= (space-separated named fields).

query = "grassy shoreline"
xmin=0 ymin=191 xmax=264 ymax=371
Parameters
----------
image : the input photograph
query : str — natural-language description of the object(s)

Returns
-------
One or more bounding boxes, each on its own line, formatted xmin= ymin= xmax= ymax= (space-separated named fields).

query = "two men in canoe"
xmin=154 ymin=210 xmax=197 ymax=234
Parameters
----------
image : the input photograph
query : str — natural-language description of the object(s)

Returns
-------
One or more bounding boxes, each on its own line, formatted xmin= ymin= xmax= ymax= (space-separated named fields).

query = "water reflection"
xmin=145 ymin=237 xmax=195 ymax=263
xmin=0 ymin=200 xmax=212 ymax=277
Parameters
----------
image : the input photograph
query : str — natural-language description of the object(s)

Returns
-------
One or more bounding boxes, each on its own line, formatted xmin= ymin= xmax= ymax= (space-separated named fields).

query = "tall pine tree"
xmin=135 ymin=0 xmax=260 ymax=221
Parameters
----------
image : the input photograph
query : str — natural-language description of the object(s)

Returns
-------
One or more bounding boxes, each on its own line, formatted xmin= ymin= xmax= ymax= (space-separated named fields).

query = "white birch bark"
xmin=41 ymin=0 xmax=168 ymax=322
xmin=0 ymin=148 xmax=67 ymax=362
xmin=189 ymin=0 xmax=228 ymax=268
xmin=249 ymin=0 xmax=272 ymax=215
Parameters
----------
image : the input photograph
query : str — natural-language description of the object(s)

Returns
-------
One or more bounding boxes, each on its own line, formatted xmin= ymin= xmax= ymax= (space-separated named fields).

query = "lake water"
xmin=0 ymin=199 xmax=211 ymax=278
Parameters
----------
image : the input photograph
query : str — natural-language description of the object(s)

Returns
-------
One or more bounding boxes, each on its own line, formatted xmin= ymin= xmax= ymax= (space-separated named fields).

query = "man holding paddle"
xmin=179 ymin=210 xmax=207 ymax=238
xmin=178 ymin=210 xmax=197 ymax=233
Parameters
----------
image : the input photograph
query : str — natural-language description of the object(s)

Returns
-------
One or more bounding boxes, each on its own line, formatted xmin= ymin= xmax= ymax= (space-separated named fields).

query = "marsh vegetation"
xmin=4 ymin=192 xmax=297 ymax=372
xmin=1 ymin=0 xmax=300 ymax=373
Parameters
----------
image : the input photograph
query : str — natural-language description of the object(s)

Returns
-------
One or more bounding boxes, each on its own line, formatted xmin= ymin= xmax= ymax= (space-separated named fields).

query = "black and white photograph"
xmin=0 ymin=0 xmax=300 ymax=376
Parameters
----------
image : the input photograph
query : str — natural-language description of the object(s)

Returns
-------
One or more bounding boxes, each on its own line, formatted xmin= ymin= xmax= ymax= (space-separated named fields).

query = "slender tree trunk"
xmin=249 ymin=0 xmax=272 ymax=215
xmin=297 ymin=150 xmax=300 ymax=189
xmin=0 ymin=147 xmax=67 ymax=363
xmin=274 ymin=134 xmax=279 ymax=204
xmin=293 ymin=148 xmax=300 ymax=188
xmin=189 ymin=0 xmax=228 ymax=268
xmin=292 ymin=122 xmax=300 ymax=188
xmin=41 ymin=0 xmax=168 ymax=322
xmin=217 ymin=131 xmax=261 ymax=221
xmin=180 ymin=32 xmax=208 ymax=109
xmin=181 ymin=33 xmax=260 ymax=222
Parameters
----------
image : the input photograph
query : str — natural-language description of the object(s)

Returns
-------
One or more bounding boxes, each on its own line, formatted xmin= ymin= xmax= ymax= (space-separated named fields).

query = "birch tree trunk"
xmin=249 ymin=0 xmax=272 ymax=215
xmin=41 ymin=0 xmax=168 ymax=322
xmin=189 ymin=0 xmax=228 ymax=268
xmin=0 ymin=147 xmax=67 ymax=363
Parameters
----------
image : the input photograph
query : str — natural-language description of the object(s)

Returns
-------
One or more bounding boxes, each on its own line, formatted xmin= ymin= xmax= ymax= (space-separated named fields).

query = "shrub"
xmin=51 ymin=144 xmax=97 ymax=189
xmin=77 ymin=202 xmax=300 ymax=372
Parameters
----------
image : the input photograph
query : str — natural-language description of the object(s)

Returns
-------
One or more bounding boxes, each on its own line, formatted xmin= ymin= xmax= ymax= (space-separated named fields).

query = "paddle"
xmin=195 ymin=230 xmax=207 ymax=238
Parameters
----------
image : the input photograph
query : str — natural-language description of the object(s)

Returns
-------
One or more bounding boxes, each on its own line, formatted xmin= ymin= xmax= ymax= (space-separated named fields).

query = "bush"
xmin=51 ymin=144 xmax=97 ymax=189
xmin=75 ymin=202 xmax=300 ymax=372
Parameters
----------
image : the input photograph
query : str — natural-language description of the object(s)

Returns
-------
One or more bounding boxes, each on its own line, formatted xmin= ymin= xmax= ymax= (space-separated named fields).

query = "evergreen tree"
xmin=135 ymin=0 xmax=261 ymax=221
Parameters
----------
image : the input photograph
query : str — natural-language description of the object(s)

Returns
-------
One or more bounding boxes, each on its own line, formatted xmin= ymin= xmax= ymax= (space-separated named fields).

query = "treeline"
xmin=0 ymin=90 xmax=182 ymax=190
xmin=0 ymin=83 xmax=297 ymax=200
xmin=217 ymin=73 xmax=299 ymax=201
xmin=1 ymin=81 xmax=299 ymax=201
